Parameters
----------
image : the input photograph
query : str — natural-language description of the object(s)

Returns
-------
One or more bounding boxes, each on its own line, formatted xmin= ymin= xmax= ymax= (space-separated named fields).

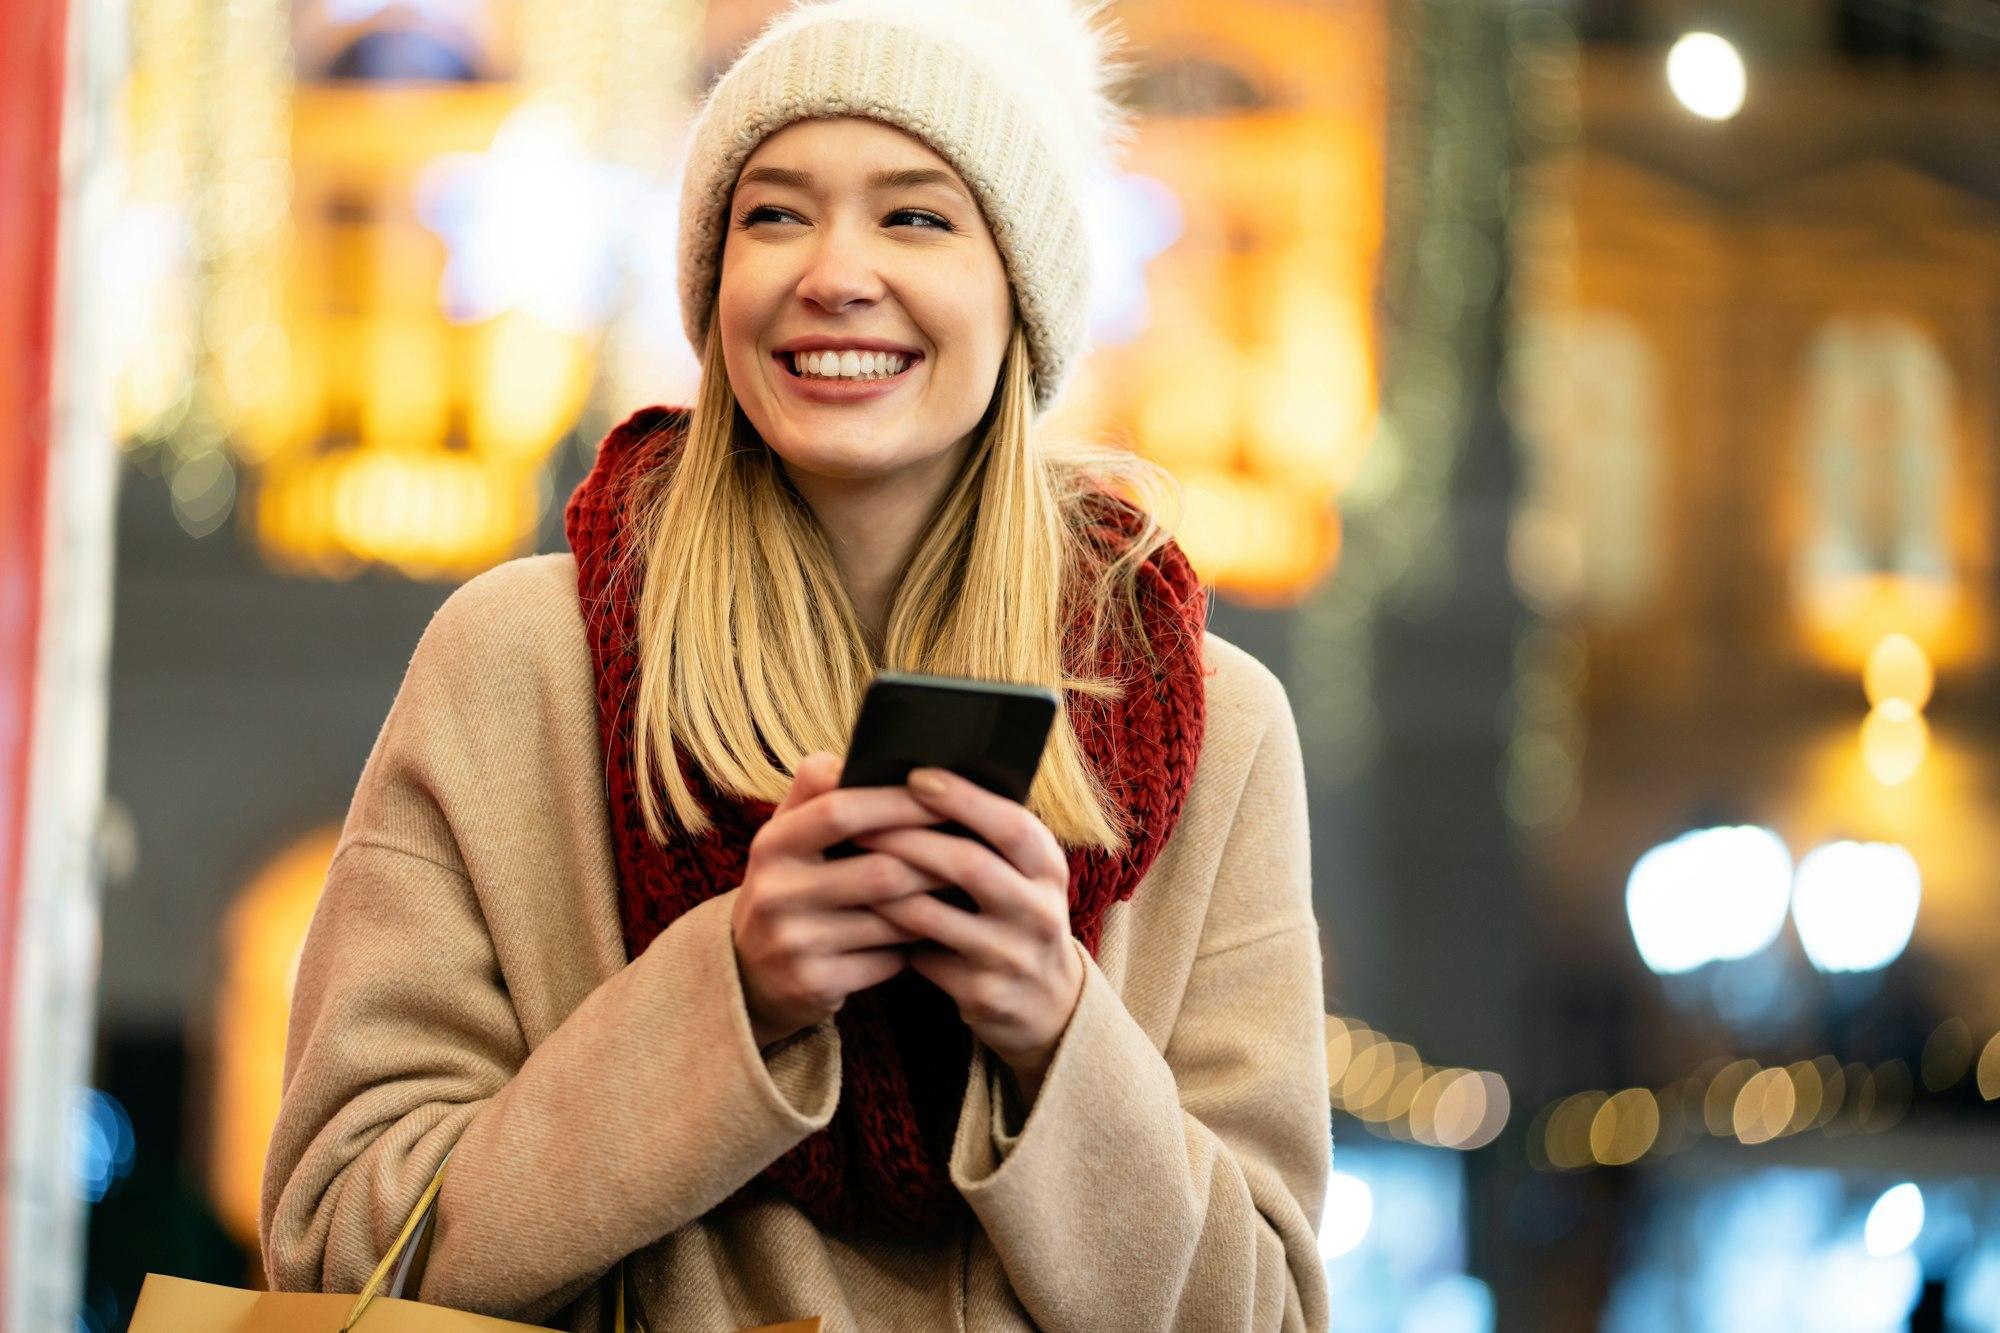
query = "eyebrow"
xmin=737 ymin=165 xmax=972 ymax=203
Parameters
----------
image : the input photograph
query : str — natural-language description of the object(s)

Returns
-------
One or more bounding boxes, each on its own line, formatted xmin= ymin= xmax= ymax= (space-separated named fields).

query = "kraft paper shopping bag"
xmin=130 ymin=1150 xmax=821 ymax=1333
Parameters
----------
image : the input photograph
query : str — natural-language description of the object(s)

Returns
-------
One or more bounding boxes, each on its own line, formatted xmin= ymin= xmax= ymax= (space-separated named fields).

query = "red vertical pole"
xmin=0 ymin=0 xmax=74 ymax=1309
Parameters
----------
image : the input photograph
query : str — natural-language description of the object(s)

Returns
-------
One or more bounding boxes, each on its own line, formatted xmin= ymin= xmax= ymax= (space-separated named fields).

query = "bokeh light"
xmin=1863 ymin=633 xmax=1933 ymax=712
xmin=1791 ymin=840 xmax=1921 ymax=973
xmin=70 ymin=1088 xmax=137 ymax=1205
xmin=1319 ymin=1170 xmax=1375 ymax=1262
xmin=1546 ymin=1091 xmax=1609 ymax=1170
xmin=1589 ymin=1089 xmax=1660 ymax=1166
xmin=1863 ymin=1183 xmax=1925 ymax=1258
xmin=1978 ymin=1032 xmax=2000 ymax=1101
xmin=1858 ymin=1062 xmax=1914 ymax=1134
xmin=1703 ymin=1059 xmax=1760 ymax=1136
xmin=1920 ymin=1018 xmax=1973 ymax=1092
xmin=1860 ymin=700 xmax=1930 ymax=786
xmin=1733 ymin=1067 xmax=1797 ymax=1145
xmin=1665 ymin=33 xmax=1747 ymax=121
xmin=1626 ymin=825 xmax=1792 ymax=975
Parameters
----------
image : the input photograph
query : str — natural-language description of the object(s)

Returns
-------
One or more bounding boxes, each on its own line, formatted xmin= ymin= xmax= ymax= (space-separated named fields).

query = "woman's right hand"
xmin=732 ymin=751 xmax=951 ymax=1049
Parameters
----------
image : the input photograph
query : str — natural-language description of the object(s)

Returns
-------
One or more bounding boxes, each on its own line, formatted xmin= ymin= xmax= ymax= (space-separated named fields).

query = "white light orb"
xmin=1865 ymin=1182 xmax=1925 ymax=1258
xmin=1792 ymin=841 xmax=1922 ymax=974
xmin=1626 ymin=826 xmax=1792 ymax=975
xmin=1666 ymin=33 xmax=1747 ymax=121
xmin=1319 ymin=1171 xmax=1374 ymax=1263
xmin=1801 ymin=1240 xmax=1922 ymax=1329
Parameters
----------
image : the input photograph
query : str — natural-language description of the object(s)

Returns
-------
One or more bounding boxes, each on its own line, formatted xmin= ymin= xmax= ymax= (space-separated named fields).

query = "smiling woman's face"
xmin=717 ymin=116 xmax=1014 ymax=486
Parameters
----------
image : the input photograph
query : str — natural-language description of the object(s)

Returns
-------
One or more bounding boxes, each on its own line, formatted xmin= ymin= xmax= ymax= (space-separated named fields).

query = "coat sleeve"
xmin=258 ymin=576 xmax=843 ymax=1325
xmin=948 ymin=669 xmax=1332 ymax=1332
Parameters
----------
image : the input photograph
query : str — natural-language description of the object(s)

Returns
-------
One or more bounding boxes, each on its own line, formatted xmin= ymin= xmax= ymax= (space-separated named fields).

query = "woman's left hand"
xmin=853 ymin=767 xmax=1082 ymax=1104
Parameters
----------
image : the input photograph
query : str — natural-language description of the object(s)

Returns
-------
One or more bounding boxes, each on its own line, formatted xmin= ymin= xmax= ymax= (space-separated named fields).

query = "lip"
xmin=773 ymin=336 xmax=922 ymax=356
xmin=771 ymin=347 xmax=922 ymax=405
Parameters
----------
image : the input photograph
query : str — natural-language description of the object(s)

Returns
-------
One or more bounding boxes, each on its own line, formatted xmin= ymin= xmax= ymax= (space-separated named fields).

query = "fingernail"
xmin=909 ymin=769 xmax=948 ymax=797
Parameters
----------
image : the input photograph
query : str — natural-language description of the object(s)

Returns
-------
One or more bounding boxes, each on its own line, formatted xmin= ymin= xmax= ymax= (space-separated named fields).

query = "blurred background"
xmin=3 ymin=0 xmax=1999 ymax=1329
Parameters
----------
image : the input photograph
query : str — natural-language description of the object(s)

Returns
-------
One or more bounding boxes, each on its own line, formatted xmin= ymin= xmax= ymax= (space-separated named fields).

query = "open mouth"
xmin=776 ymin=349 xmax=922 ymax=382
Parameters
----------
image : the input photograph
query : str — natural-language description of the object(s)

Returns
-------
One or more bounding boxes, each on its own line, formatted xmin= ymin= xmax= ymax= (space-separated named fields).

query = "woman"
xmin=260 ymin=0 xmax=1331 ymax=1328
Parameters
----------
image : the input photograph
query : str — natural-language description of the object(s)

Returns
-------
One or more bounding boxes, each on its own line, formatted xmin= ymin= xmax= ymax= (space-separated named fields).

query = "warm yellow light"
xmin=1733 ymin=1067 xmax=1797 ymax=1144
xmin=1374 ymin=1058 xmax=1428 ymax=1126
xmin=1174 ymin=468 xmax=1340 ymax=602
xmin=1666 ymin=32 xmax=1746 ymax=121
xmin=1589 ymin=1088 xmax=1660 ymax=1166
xmin=1783 ymin=1061 xmax=1823 ymax=1136
xmin=1861 ymin=701 xmax=1930 ymax=785
xmin=1335 ymin=1031 xmax=1391 ymax=1111
xmin=1243 ymin=293 xmax=1376 ymax=505
xmin=1807 ymin=1055 xmax=1846 ymax=1131
xmin=1977 ymin=1033 xmax=2000 ymax=1101
xmin=1458 ymin=1071 xmax=1512 ymax=1151
xmin=1921 ymin=1018 xmax=1973 ymax=1092
xmin=210 ymin=827 xmax=342 ymax=1247
xmin=1325 ymin=1017 xmax=1362 ymax=1088
xmin=1702 ymin=1059 xmax=1759 ymax=1136
xmin=1857 ymin=1060 xmax=1912 ymax=1133
xmin=1131 ymin=330 xmax=1242 ymax=474
xmin=1352 ymin=1042 xmax=1417 ymax=1121
xmin=1864 ymin=634 xmax=1934 ymax=712
xmin=1799 ymin=573 xmax=1966 ymax=675
xmin=1546 ymin=1091 xmax=1608 ymax=1170
xmin=1432 ymin=1071 xmax=1483 ymax=1149
xmin=1406 ymin=1067 xmax=1451 ymax=1145
xmin=469 ymin=311 xmax=592 ymax=459
xmin=362 ymin=317 xmax=451 ymax=449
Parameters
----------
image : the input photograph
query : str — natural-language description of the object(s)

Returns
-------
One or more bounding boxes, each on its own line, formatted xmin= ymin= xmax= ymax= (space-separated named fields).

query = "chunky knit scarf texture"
xmin=563 ymin=405 xmax=1209 ymax=1236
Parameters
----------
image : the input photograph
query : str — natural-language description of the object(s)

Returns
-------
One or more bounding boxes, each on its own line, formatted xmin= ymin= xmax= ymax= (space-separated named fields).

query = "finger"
xmin=905 ymin=768 xmax=1066 ymax=880
xmin=814 ymin=907 xmax=928 ymax=952
xmin=775 ymin=751 xmax=843 ymax=816
xmin=784 ymin=786 xmax=947 ymax=858
xmin=870 ymin=888 xmax=1010 ymax=963
xmin=797 ymin=851 xmax=951 ymax=910
xmin=905 ymin=942 xmax=976 ymax=999
xmin=858 ymin=826 xmax=1023 ymax=915
xmin=821 ymin=944 xmax=909 ymax=998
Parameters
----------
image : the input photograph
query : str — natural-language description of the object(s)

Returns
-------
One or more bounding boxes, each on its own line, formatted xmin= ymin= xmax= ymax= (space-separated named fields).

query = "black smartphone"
xmin=824 ymin=671 xmax=1060 ymax=912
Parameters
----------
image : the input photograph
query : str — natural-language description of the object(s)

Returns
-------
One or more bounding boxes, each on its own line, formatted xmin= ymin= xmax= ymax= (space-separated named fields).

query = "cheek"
xmin=715 ymin=265 xmax=771 ymax=379
xmin=930 ymin=277 xmax=1011 ymax=368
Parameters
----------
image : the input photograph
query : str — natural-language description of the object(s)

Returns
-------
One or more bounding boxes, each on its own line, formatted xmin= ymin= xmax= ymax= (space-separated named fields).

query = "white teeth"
xmin=792 ymin=350 xmax=911 ymax=380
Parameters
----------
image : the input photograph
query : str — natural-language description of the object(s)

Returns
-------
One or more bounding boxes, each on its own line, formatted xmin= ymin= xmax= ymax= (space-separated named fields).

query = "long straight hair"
xmin=614 ymin=316 xmax=1186 ymax=849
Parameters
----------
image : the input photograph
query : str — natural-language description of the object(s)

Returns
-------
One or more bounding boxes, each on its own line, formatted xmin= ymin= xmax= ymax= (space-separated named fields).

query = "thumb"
xmin=778 ymin=751 xmax=844 ymax=812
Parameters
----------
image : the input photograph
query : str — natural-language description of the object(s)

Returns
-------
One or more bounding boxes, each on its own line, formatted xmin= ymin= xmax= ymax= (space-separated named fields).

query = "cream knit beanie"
xmin=676 ymin=0 xmax=1131 ymax=411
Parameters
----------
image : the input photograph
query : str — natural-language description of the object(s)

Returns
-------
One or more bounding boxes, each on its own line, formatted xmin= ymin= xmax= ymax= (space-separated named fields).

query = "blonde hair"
xmin=615 ymin=317 xmax=1187 ymax=850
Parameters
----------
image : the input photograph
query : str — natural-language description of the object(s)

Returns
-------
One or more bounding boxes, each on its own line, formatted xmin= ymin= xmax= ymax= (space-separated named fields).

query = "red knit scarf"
xmin=563 ymin=405 xmax=1209 ymax=1237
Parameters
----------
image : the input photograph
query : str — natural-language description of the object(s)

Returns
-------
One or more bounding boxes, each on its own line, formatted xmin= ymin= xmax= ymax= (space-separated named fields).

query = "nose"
xmin=794 ymin=223 xmax=884 ymax=315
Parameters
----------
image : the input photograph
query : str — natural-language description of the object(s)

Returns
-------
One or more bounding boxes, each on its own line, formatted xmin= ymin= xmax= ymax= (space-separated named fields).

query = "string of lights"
xmin=1325 ymin=1015 xmax=1512 ymax=1152
xmin=1293 ymin=0 xmax=1502 ymax=782
xmin=1499 ymin=3 xmax=1588 ymax=847
xmin=1526 ymin=1015 xmax=2000 ymax=1173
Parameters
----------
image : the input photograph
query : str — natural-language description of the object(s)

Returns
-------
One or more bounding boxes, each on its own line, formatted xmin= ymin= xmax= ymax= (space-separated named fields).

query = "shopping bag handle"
xmin=341 ymin=1150 xmax=644 ymax=1332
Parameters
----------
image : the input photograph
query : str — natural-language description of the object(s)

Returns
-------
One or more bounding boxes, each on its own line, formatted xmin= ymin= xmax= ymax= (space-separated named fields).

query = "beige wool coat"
xmin=259 ymin=551 xmax=1332 ymax=1332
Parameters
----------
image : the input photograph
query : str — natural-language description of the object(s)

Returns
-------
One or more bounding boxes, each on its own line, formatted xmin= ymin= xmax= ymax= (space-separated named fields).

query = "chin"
xmin=767 ymin=431 xmax=917 ymax=482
